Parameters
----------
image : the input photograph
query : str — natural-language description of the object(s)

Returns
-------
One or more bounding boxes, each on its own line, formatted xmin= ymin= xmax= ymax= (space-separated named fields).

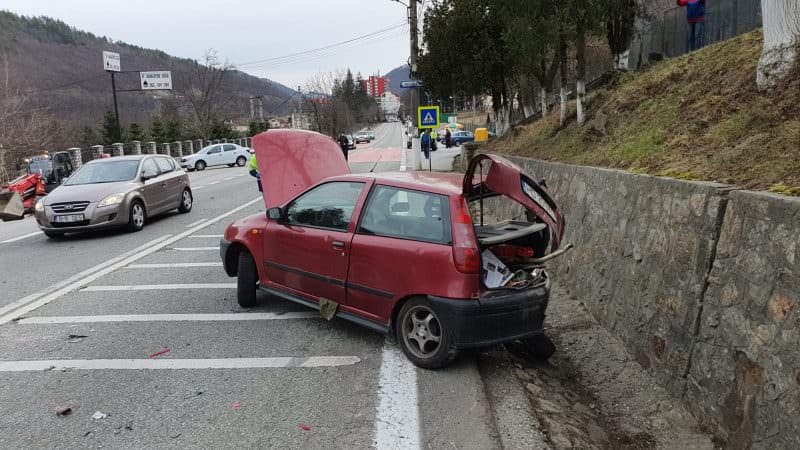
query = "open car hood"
xmin=463 ymin=154 xmax=565 ymax=249
xmin=253 ymin=129 xmax=350 ymax=208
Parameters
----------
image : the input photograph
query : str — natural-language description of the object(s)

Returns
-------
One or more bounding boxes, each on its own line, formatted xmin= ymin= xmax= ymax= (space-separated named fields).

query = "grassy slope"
xmin=491 ymin=30 xmax=800 ymax=193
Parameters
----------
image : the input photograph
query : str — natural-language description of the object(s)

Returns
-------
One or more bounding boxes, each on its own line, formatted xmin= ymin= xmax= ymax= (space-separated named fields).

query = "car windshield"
xmin=64 ymin=160 xmax=140 ymax=185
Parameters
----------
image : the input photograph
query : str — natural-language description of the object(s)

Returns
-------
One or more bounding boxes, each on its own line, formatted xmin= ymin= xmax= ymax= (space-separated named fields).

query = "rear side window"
xmin=155 ymin=157 xmax=174 ymax=173
xmin=223 ymin=144 xmax=237 ymax=152
xmin=359 ymin=186 xmax=451 ymax=244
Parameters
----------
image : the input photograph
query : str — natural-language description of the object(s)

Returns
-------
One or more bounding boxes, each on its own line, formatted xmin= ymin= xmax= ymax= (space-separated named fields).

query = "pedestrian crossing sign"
xmin=417 ymin=106 xmax=440 ymax=129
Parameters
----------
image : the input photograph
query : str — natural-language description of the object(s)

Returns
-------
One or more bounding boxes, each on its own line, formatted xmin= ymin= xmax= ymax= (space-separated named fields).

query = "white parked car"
xmin=180 ymin=143 xmax=251 ymax=171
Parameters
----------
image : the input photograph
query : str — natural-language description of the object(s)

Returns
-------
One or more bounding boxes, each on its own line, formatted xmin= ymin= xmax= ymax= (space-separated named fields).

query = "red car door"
xmin=263 ymin=181 xmax=367 ymax=305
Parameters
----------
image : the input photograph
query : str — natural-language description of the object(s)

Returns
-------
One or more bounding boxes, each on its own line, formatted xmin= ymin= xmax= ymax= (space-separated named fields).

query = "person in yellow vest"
xmin=430 ymin=129 xmax=438 ymax=151
xmin=247 ymin=153 xmax=261 ymax=192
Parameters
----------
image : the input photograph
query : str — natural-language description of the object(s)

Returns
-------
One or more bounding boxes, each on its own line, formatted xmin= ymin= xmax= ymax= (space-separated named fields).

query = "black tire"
xmin=396 ymin=297 xmax=458 ymax=369
xmin=237 ymin=251 xmax=258 ymax=308
xmin=236 ymin=156 xmax=247 ymax=167
xmin=195 ymin=160 xmax=206 ymax=171
xmin=44 ymin=231 xmax=64 ymax=239
xmin=178 ymin=188 xmax=193 ymax=213
xmin=126 ymin=200 xmax=145 ymax=232
xmin=522 ymin=334 xmax=556 ymax=360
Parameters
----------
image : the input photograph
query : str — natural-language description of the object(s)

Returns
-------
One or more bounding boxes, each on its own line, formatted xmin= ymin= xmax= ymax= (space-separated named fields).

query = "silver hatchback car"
xmin=34 ymin=155 xmax=193 ymax=238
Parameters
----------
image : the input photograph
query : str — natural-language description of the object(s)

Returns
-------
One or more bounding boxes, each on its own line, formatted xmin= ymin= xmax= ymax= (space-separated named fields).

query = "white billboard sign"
xmin=140 ymin=71 xmax=173 ymax=90
xmin=102 ymin=51 xmax=120 ymax=72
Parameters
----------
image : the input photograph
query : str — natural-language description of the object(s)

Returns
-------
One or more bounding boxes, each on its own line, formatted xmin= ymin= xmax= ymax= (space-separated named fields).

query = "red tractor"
xmin=0 ymin=152 xmax=74 ymax=221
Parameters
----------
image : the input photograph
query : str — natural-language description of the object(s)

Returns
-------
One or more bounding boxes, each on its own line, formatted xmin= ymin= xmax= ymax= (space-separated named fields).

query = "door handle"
xmin=332 ymin=240 xmax=345 ymax=248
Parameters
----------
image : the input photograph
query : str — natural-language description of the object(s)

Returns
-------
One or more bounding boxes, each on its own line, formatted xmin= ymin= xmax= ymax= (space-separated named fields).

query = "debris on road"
xmin=67 ymin=334 xmax=88 ymax=343
xmin=298 ymin=424 xmax=312 ymax=431
xmin=319 ymin=298 xmax=338 ymax=320
xmin=55 ymin=407 xmax=72 ymax=416
xmin=91 ymin=411 xmax=107 ymax=420
xmin=170 ymin=433 xmax=182 ymax=439
xmin=148 ymin=348 xmax=171 ymax=358
xmin=231 ymin=402 xmax=241 ymax=410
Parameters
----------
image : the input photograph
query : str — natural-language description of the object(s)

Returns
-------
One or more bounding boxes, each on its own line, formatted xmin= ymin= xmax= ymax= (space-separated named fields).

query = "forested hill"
xmin=0 ymin=11 xmax=296 ymax=127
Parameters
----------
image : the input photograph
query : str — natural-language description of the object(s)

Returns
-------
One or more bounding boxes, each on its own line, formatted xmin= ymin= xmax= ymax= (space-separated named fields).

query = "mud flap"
xmin=319 ymin=298 xmax=339 ymax=321
xmin=0 ymin=191 xmax=25 ymax=221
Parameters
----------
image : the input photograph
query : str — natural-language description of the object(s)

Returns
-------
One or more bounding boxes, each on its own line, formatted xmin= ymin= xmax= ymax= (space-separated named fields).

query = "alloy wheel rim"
xmin=183 ymin=191 xmax=192 ymax=209
xmin=402 ymin=305 xmax=442 ymax=359
xmin=132 ymin=204 xmax=144 ymax=227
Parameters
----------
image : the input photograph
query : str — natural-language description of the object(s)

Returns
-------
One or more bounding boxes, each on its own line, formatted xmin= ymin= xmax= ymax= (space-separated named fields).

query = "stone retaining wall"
xmin=471 ymin=153 xmax=800 ymax=449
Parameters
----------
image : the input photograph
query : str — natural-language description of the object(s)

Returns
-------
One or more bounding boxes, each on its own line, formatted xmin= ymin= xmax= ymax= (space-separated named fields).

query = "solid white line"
xmin=126 ymin=262 xmax=222 ymax=269
xmin=208 ymin=181 xmax=220 ymax=185
xmin=374 ymin=342 xmax=420 ymax=449
xmin=170 ymin=247 xmax=218 ymax=251
xmin=188 ymin=234 xmax=224 ymax=238
xmin=193 ymin=185 xmax=206 ymax=190
xmin=81 ymin=283 xmax=235 ymax=292
xmin=0 ymin=196 xmax=262 ymax=324
xmin=17 ymin=312 xmax=318 ymax=324
xmin=0 ymin=231 xmax=44 ymax=244
xmin=0 ymin=356 xmax=361 ymax=372
xmin=185 ymin=219 xmax=207 ymax=228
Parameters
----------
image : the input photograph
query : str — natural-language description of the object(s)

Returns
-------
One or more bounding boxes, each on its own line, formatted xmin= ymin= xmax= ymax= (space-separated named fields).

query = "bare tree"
xmin=757 ymin=0 xmax=800 ymax=90
xmin=177 ymin=50 xmax=235 ymax=138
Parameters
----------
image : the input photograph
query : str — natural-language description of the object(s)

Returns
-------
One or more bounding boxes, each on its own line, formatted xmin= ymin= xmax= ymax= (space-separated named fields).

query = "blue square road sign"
xmin=417 ymin=106 xmax=440 ymax=129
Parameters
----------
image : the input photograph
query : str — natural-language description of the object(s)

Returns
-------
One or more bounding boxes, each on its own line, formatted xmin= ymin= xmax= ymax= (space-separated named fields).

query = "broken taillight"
xmin=452 ymin=197 xmax=480 ymax=274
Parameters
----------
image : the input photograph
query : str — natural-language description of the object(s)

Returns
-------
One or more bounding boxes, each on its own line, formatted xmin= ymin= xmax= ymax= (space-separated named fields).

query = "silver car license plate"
xmin=53 ymin=214 xmax=84 ymax=223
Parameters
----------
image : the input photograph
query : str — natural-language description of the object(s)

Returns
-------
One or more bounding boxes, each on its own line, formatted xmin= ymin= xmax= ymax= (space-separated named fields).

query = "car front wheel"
xmin=396 ymin=297 xmax=458 ymax=369
xmin=195 ymin=160 xmax=206 ymax=171
xmin=127 ymin=200 xmax=145 ymax=232
xmin=237 ymin=250 xmax=258 ymax=308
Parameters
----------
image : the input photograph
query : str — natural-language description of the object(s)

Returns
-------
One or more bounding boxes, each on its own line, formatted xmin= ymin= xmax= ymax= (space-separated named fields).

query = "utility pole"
xmin=249 ymin=97 xmax=255 ymax=121
xmin=409 ymin=0 xmax=419 ymax=128
xmin=109 ymin=72 xmax=121 ymax=142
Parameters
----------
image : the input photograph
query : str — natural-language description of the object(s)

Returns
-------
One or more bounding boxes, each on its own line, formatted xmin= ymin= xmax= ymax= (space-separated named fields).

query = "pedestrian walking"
xmin=338 ymin=134 xmax=350 ymax=161
xmin=247 ymin=152 xmax=262 ymax=192
xmin=677 ymin=0 xmax=706 ymax=52
xmin=421 ymin=129 xmax=432 ymax=161
xmin=445 ymin=128 xmax=452 ymax=148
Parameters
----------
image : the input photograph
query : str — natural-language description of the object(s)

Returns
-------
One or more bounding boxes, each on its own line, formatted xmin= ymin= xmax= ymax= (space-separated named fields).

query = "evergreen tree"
xmin=165 ymin=119 xmax=182 ymax=142
xmin=99 ymin=110 xmax=120 ymax=144
xmin=128 ymin=123 xmax=145 ymax=141
xmin=248 ymin=121 xmax=269 ymax=136
xmin=80 ymin=125 xmax=98 ymax=147
xmin=150 ymin=117 xmax=166 ymax=142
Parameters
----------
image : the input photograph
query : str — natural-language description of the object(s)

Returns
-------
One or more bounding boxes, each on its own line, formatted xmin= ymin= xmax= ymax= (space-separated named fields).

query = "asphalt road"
xmin=0 ymin=124 xmax=499 ymax=448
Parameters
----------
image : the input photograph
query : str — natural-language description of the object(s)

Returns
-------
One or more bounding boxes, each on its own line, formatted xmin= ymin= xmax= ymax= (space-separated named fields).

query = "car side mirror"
xmin=141 ymin=172 xmax=155 ymax=181
xmin=267 ymin=207 xmax=283 ymax=221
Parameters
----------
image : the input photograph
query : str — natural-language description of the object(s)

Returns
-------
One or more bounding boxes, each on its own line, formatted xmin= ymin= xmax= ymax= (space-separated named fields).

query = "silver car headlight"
xmin=35 ymin=199 xmax=45 ymax=212
xmin=98 ymin=193 xmax=125 ymax=208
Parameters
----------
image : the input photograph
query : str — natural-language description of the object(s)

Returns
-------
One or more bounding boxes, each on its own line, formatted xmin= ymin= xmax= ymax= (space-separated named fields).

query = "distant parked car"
xmin=451 ymin=131 xmax=475 ymax=146
xmin=355 ymin=132 xmax=371 ymax=144
xmin=345 ymin=135 xmax=356 ymax=150
xmin=34 ymin=155 xmax=192 ymax=238
xmin=180 ymin=143 xmax=251 ymax=171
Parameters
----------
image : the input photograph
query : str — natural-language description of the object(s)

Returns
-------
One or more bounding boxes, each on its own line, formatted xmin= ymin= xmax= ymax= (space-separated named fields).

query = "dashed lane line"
xmin=169 ymin=247 xmax=218 ymax=251
xmin=0 ymin=231 xmax=43 ymax=244
xmin=188 ymin=234 xmax=224 ymax=238
xmin=0 ymin=356 xmax=362 ymax=372
xmin=193 ymin=185 xmax=206 ymax=189
xmin=16 ymin=312 xmax=318 ymax=324
xmin=0 ymin=196 xmax=262 ymax=325
xmin=374 ymin=342 xmax=421 ymax=449
xmin=185 ymin=218 xmax=208 ymax=228
xmin=126 ymin=262 xmax=222 ymax=269
xmin=80 ymin=283 xmax=235 ymax=292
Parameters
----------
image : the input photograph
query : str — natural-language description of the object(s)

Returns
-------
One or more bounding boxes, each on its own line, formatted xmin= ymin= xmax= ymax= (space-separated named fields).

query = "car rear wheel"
xmin=127 ymin=200 xmax=145 ymax=232
xmin=236 ymin=156 xmax=247 ymax=167
xmin=397 ymin=297 xmax=458 ymax=369
xmin=178 ymin=189 xmax=193 ymax=213
xmin=237 ymin=251 xmax=258 ymax=308
xmin=195 ymin=160 xmax=206 ymax=171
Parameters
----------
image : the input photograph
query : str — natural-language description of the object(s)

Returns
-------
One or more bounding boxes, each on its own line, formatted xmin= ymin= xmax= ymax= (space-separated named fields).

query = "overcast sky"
xmin=3 ymin=0 xmax=416 ymax=88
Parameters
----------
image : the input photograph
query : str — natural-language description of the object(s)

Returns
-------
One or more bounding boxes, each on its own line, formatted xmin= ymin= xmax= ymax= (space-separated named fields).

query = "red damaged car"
xmin=220 ymin=129 xmax=569 ymax=369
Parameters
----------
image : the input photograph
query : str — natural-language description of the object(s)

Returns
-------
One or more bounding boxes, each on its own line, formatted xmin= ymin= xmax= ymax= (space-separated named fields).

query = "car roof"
xmin=328 ymin=171 xmax=464 ymax=196
xmin=85 ymin=155 xmax=148 ymax=164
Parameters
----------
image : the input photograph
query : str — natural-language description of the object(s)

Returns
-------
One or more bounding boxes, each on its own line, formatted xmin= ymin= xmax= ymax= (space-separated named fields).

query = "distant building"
xmin=361 ymin=76 xmax=387 ymax=98
xmin=377 ymin=92 xmax=401 ymax=121
xmin=268 ymin=118 xmax=282 ymax=129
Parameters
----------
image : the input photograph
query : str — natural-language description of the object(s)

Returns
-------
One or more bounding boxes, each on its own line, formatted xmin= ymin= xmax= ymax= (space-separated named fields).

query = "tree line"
xmin=303 ymin=69 xmax=379 ymax=137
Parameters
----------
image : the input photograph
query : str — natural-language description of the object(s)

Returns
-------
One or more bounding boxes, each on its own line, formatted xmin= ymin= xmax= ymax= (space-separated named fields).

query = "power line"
xmin=234 ymin=23 xmax=406 ymax=69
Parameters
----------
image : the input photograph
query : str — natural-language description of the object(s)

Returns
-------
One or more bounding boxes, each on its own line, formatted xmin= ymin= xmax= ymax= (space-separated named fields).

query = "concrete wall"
xmin=473 ymin=153 xmax=800 ymax=449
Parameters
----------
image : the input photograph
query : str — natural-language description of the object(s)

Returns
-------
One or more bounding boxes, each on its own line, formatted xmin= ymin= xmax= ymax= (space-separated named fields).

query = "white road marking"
xmin=193 ymin=185 xmax=206 ymax=190
xmin=208 ymin=181 xmax=220 ymax=185
xmin=189 ymin=234 xmax=224 ymax=238
xmin=0 ymin=196 xmax=263 ymax=324
xmin=169 ymin=247 xmax=218 ymax=251
xmin=185 ymin=219 xmax=207 ymax=228
xmin=126 ymin=262 xmax=222 ymax=269
xmin=17 ymin=312 xmax=318 ymax=324
xmin=0 ymin=231 xmax=43 ymax=244
xmin=81 ymin=283 xmax=235 ymax=292
xmin=223 ymin=177 xmax=234 ymax=181
xmin=374 ymin=342 xmax=421 ymax=449
xmin=0 ymin=356 xmax=361 ymax=372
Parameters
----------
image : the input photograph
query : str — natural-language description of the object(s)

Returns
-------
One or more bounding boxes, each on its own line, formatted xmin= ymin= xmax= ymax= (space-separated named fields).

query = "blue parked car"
xmin=451 ymin=131 xmax=475 ymax=146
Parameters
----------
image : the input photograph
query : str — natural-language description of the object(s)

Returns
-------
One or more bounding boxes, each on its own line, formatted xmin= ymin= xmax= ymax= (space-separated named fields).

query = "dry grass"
xmin=490 ymin=30 xmax=800 ymax=193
